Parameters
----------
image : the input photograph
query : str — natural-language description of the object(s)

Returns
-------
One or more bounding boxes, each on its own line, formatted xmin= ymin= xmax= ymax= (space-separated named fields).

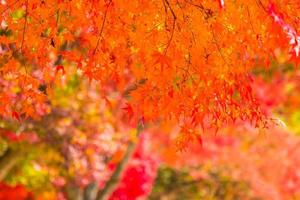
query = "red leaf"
xmin=55 ymin=65 xmax=65 ymax=74
xmin=122 ymin=103 xmax=134 ymax=119
xmin=196 ymin=134 xmax=203 ymax=147
xmin=12 ymin=111 xmax=20 ymax=122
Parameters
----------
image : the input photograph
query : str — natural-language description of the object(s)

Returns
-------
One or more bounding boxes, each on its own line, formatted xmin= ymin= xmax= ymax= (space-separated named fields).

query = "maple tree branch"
xmin=163 ymin=0 xmax=177 ymax=55
xmin=56 ymin=9 xmax=60 ymax=27
xmin=185 ymin=0 xmax=205 ymax=10
xmin=184 ymin=0 xmax=214 ymax=19
xmin=211 ymin=31 xmax=231 ymax=67
xmin=94 ymin=124 xmax=143 ymax=200
xmin=0 ymin=149 xmax=21 ymax=181
xmin=246 ymin=6 xmax=255 ymax=34
xmin=246 ymin=6 xmax=263 ymax=47
xmin=20 ymin=0 xmax=29 ymax=53
xmin=123 ymin=78 xmax=147 ymax=98
xmin=255 ymin=0 xmax=268 ymax=13
xmin=93 ymin=0 xmax=112 ymax=55
xmin=164 ymin=0 xmax=177 ymax=21
xmin=28 ymin=11 xmax=57 ymax=27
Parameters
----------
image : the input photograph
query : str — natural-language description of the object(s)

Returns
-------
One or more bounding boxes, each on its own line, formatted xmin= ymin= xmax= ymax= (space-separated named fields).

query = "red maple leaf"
xmin=12 ymin=111 xmax=20 ymax=122
xmin=122 ymin=103 xmax=134 ymax=119
xmin=55 ymin=65 xmax=65 ymax=75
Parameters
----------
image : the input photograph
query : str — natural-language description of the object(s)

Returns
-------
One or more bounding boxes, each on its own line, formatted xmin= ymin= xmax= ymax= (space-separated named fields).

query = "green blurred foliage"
xmin=149 ymin=166 xmax=261 ymax=200
xmin=289 ymin=111 xmax=300 ymax=135
xmin=3 ymin=141 xmax=64 ymax=192
xmin=52 ymin=74 xmax=81 ymax=108
xmin=0 ymin=139 xmax=7 ymax=157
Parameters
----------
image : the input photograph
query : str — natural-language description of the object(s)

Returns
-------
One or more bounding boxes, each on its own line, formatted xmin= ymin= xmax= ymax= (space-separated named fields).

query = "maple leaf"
xmin=55 ymin=65 xmax=65 ymax=75
xmin=12 ymin=111 xmax=20 ymax=122
xmin=122 ymin=103 xmax=134 ymax=119
xmin=23 ymin=106 xmax=36 ymax=119
xmin=152 ymin=51 xmax=172 ymax=71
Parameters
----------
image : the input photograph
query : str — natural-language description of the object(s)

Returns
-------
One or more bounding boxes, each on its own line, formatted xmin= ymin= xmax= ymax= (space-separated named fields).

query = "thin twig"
xmin=56 ymin=9 xmax=60 ymax=27
xmin=93 ymin=0 xmax=112 ymax=55
xmin=246 ymin=6 xmax=255 ymax=34
xmin=163 ymin=0 xmax=177 ymax=55
xmin=211 ymin=31 xmax=231 ymax=67
xmin=246 ymin=6 xmax=263 ymax=48
xmin=20 ymin=0 xmax=29 ymax=53
xmin=184 ymin=0 xmax=214 ymax=19
xmin=255 ymin=0 xmax=268 ymax=13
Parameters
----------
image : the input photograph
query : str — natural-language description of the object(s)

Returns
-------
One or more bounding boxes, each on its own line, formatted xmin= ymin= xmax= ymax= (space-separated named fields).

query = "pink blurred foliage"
xmin=158 ymin=126 xmax=300 ymax=200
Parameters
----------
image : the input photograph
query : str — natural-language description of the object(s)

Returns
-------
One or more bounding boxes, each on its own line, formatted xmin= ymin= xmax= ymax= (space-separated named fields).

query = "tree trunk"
xmin=93 ymin=125 xmax=143 ymax=200
xmin=0 ymin=149 xmax=21 ymax=181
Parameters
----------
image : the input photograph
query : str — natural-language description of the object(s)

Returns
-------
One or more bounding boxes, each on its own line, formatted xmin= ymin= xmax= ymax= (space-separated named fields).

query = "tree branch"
xmin=93 ymin=0 xmax=112 ymax=55
xmin=94 ymin=124 xmax=143 ymax=200
xmin=20 ymin=0 xmax=29 ymax=53
xmin=0 ymin=149 xmax=21 ymax=181
xmin=163 ymin=0 xmax=177 ymax=55
xmin=211 ymin=31 xmax=231 ymax=67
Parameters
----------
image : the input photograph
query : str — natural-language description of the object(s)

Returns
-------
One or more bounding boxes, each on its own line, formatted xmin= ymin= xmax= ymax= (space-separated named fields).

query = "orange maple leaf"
xmin=152 ymin=51 xmax=172 ymax=71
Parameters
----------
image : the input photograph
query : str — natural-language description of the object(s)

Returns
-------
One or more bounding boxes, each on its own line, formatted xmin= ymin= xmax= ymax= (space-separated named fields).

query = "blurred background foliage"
xmin=0 ymin=61 xmax=299 ymax=200
xmin=149 ymin=166 xmax=261 ymax=200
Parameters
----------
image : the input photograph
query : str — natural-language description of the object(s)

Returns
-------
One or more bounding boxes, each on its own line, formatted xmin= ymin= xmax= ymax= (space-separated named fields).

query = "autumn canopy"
xmin=0 ymin=0 xmax=300 ymax=199
xmin=0 ymin=0 xmax=298 ymax=131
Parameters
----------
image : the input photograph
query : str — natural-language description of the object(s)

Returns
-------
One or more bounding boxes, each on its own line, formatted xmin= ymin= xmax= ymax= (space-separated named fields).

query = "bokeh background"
xmin=0 ymin=61 xmax=300 ymax=200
